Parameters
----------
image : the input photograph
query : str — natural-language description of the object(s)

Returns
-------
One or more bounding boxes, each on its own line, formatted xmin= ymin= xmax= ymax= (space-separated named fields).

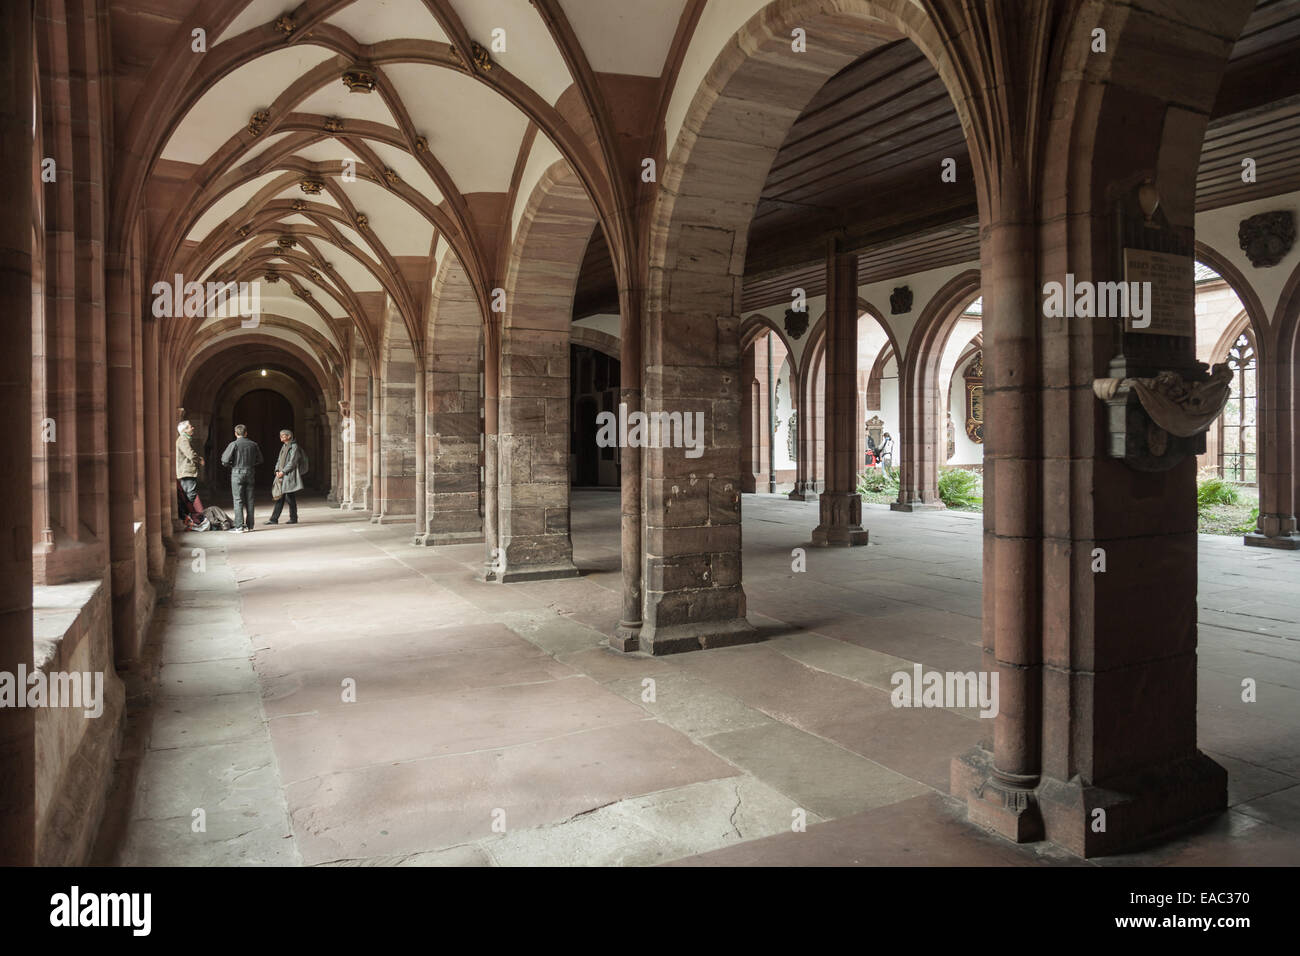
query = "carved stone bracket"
xmin=1092 ymin=363 xmax=1232 ymax=470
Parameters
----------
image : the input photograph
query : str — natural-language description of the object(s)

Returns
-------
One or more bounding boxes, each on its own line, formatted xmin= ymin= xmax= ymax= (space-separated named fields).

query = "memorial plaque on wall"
xmin=1122 ymin=248 xmax=1194 ymax=336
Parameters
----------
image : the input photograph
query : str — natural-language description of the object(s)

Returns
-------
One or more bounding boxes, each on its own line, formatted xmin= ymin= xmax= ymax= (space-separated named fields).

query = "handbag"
xmin=272 ymin=475 xmax=284 ymax=500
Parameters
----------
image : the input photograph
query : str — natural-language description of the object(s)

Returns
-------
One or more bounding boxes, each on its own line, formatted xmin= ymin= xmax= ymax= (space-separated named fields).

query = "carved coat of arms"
xmin=1238 ymin=210 xmax=1295 ymax=268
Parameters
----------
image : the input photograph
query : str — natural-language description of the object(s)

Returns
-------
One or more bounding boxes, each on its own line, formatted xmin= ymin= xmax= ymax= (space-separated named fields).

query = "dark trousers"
xmin=269 ymin=491 xmax=298 ymax=523
xmin=179 ymin=477 xmax=199 ymax=515
xmin=231 ymin=469 xmax=255 ymax=529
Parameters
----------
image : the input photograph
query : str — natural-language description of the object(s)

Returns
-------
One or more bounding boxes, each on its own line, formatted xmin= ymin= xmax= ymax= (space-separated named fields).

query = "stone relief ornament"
xmin=1093 ymin=365 xmax=1233 ymax=439
xmin=784 ymin=308 xmax=808 ymax=339
xmin=247 ymin=109 xmax=270 ymax=137
xmin=787 ymin=412 xmax=798 ymax=462
xmin=451 ymin=42 xmax=493 ymax=71
xmin=342 ymin=70 xmax=376 ymax=93
xmin=890 ymin=285 xmax=913 ymax=315
xmin=1238 ymin=210 xmax=1295 ymax=267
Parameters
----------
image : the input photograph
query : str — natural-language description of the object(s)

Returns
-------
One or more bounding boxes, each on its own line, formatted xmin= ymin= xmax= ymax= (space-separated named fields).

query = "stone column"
xmin=141 ymin=317 xmax=164 ymax=578
xmin=423 ymin=260 xmax=483 ymax=546
xmin=412 ymin=365 xmax=425 ymax=539
xmin=369 ymin=373 xmax=382 ymax=522
xmin=951 ymin=201 xmax=1044 ymax=843
xmin=160 ymin=356 xmax=177 ymax=552
xmin=611 ymin=286 xmax=643 ymax=651
xmin=378 ymin=327 xmax=417 ymax=523
xmin=0 ymin=0 xmax=35 ymax=863
xmin=1247 ymin=333 xmax=1299 ymax=548
xmin=325 ymin=407 xmax=340 ymax=502
xmin=107 ymin=263 xmax=138 ymax=662
xmin=641 ymin=216 xmax=756 ymax=655
xmin=483 ymin=322 xmax=501 ymax=580
xmin=892 ymin=360 xmax=947 ymax=512
xmin=812 ymin=247 xmax=868 ymax=546
xmin=740 ymin=343 xmax=758 ymax=494
xmin=339 ymin=396 xmax=352 ymax=508
xmin=497 ymin=315 xmax=578 ymax=582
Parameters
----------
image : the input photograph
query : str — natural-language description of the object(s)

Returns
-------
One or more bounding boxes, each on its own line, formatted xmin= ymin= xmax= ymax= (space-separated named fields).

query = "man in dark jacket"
xmin=220 ymin=424 xmax=263 ymax=533
xmin=268 ymin=429 xmax=307 ymax=525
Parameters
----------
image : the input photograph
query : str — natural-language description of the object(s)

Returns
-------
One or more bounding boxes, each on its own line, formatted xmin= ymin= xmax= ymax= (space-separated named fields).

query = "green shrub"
xmin=1197 ymin=477 xmax=1241 ymax=509
xmin=938 ymin=468 xmax=981 ymax=508
xmin=1231 ymin=505 xmax=1260 ymax=535
xmin=857 ymin=465 xmax=899 ymax=496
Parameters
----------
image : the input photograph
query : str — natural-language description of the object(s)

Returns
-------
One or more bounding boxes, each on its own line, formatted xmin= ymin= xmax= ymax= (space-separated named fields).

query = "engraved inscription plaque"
xmin=1123 ymin=248 xmax=1194 ymax=336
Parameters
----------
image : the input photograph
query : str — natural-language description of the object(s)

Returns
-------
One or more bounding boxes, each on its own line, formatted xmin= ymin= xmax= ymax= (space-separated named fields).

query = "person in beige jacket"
xmin=176 ymin=420 xmax=205 ymax=522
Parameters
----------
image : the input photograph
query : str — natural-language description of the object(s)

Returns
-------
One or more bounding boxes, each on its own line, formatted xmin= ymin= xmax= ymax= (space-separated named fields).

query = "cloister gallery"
xmin=3 ymin=0 xmax=1300 ymax=869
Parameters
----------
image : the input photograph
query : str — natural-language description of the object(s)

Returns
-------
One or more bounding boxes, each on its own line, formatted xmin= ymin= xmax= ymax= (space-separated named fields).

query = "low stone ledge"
xmin=31 ymin=579 xmax=126 ymax=865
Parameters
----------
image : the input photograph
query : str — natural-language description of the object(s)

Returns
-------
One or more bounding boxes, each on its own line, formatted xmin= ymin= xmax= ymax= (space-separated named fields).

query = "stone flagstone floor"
xmin=100 ymin=491 xmax=1300 ymax=866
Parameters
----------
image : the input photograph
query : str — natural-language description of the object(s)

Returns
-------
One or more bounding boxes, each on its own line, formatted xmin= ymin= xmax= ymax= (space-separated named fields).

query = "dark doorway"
xmin=570 ymin=344 xmax=620 ymax=488
xmin=233 ymin=389 xmax=294 ymax=493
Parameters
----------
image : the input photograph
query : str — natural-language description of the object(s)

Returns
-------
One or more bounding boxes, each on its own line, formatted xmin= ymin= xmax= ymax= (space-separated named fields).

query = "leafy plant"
xmin=938 ymin=467 xmax=981 ymax=508
xmin=1197 ymin=477 xmax=1241 ymax=509
xmin=1230 ymin=505 xmax=1260 ymax=535
xmin=857 ymin=465 xmax=899 ymax=496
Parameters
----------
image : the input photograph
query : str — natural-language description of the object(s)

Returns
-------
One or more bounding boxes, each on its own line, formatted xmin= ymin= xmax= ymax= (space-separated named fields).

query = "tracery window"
xmin=1221 ymin=332 xmax=1256 ymax=484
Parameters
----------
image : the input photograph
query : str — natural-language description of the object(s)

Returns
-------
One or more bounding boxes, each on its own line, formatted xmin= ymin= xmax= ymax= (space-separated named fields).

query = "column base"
xmin=890 ymin=500 xmax=946 ymax=513
xmin=414 ymin=531 xmax=484 ymax=547
xmin=951 ymin=747 xmax=1044 ymax=844
xmin=1244 ymin=532 xmax=1300 ymax=550
xmin=610 ymin=621 xmax=642 ymax=652
xmin=498 ymin=564 xmax=581 ymax=583
xmin=374 ymin=514 xmax=416 ymax=525
xmin=811 ymin=527 xmax=869 ymax=546
xmin=788 ymin=480 xmax=823 ymax=501
xmin=639 ymin=617 xmax=758 ymax=656
xmin=811 ymin=490 xmax=869 ymax=546
xmin=953 ymin=745 xmax=1228 ymax=857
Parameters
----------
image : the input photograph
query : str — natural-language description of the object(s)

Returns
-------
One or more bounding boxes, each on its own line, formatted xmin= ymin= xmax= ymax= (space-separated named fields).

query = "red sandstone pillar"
xmin=1247 ymin=335 xmax=1299 ymax=548
xmin=370 ymin=373 xmax=382 ymax=522
xmin=0 ymin=0 xmax=35 ymax=864
xmin=611 ymin=285 xmax=643 ymax=650
xmin=951 ymin=204 xmax=1044 ymax=841
xmin=811 ymin=246 xmax=867 ymax=546
xmin=413 ymin=364 xmax=426 ymax=541
xmin=107 ymin=263 xmax=138 ymax=661
xmin=141 ymin=318 xmax=163 ymax=577
xmin=483 ymin=321 xmax=501 ymax=580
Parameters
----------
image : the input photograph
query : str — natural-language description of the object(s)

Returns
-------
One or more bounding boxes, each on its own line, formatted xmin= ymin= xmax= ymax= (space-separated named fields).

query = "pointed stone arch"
xmin=894 ymin=269 xmax=981 ymax=510
xmin=645 ymin=2 xmax=967 ymax=651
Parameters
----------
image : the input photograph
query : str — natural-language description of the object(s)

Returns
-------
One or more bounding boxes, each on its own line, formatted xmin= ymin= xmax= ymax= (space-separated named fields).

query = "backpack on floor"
xmin=203 ymin=504 xmax=234 ymax=530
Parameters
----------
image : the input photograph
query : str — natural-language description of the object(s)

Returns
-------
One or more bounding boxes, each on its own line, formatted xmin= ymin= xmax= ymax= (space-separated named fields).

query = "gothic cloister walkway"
xmin=98 ymin=495 xmax=1300 ymax=867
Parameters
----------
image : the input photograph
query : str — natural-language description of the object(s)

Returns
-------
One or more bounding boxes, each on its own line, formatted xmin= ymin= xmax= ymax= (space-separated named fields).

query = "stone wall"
xmin=32 ymin=579 xmax=125 ymax=864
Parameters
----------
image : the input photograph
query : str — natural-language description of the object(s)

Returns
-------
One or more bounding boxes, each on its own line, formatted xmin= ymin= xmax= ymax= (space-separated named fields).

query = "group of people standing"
xmin=175 ymin=421 xmax=307 ymax=532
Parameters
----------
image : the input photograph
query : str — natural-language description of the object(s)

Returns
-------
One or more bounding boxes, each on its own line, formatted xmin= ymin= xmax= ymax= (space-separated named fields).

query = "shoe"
xmin=197 ymin=518 xmax=211 ymax=531
xmin=227 ymin=527 xmax=243 ymax=534
xmin=287 ymin=520 xmax=298 ymax=525
xmin=267 ymin=520 xmax=278 ymax=525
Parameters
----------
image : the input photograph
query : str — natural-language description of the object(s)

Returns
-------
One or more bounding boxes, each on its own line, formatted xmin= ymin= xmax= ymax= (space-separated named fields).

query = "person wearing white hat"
xmin=176 ymin=420 xmax=208 ymax=530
